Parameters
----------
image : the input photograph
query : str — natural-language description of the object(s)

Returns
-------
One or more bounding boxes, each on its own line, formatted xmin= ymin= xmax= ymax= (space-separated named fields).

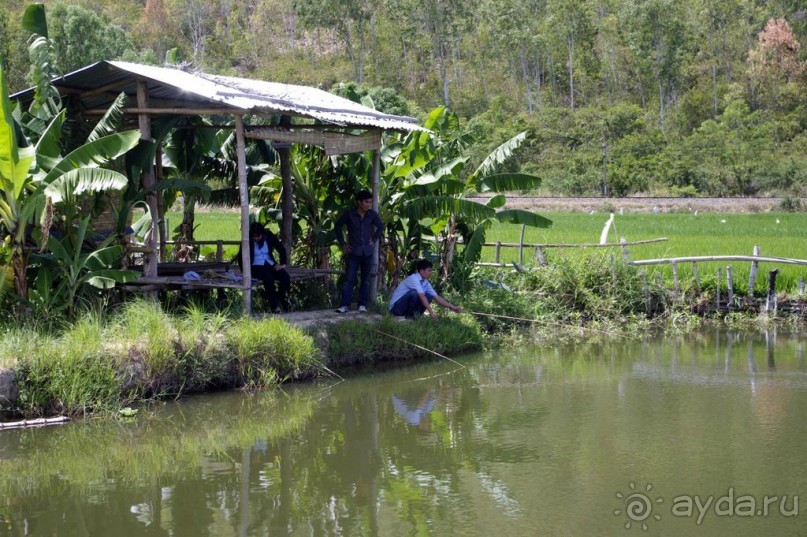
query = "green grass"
xmin=171 ymin=209 xmax=807 ymax=293
xmin=483 ymin=212 xmax=807 ymax=293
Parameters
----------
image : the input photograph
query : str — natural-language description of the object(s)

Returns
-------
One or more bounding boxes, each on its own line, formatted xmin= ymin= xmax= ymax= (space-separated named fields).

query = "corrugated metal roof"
xmin=11 ymin=61 xmax=424 ymax=132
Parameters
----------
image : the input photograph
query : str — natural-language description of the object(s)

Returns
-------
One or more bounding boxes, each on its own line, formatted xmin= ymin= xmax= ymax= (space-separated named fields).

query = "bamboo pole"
xmin=672 ymin=261 xmax=680 ymax=294
xmin=716 ymin=268 xmax=722 ymax=310
xmin=370 ymin=148 xmax=381 ymax=301
xmin=234 ymin=114 xmax=252 ymax=314
xmin=632 ymin=254 xmax=807 ymax=266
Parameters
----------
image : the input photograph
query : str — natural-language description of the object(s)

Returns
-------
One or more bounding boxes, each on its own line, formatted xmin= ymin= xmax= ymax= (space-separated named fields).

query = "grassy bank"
xmin=0 ymin=301 xmax=486 ymax=420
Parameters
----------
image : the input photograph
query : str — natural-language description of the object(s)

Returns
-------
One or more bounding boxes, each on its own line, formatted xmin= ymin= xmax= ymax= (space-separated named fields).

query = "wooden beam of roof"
xmin=246 ymin=128 xmax=381 ymax=155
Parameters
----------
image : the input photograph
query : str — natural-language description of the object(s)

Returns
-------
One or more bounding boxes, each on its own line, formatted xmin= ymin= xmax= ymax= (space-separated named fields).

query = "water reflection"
xmin=2 ymin=330 xmax=807 ymax=536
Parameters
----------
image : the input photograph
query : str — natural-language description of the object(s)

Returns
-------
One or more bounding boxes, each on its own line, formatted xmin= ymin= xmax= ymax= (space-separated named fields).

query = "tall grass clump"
xmin=455 ymin=254 xmax=669 ymax=333
xmin=112 ymin=299 xmax=179 ymax=386
xmin=224 ymin=317 xmax=321 ymax=386
xmin=325 ymin=315 xmax=482 ymax=367
xmin=14 ymin=316 xmax=124 ymax=417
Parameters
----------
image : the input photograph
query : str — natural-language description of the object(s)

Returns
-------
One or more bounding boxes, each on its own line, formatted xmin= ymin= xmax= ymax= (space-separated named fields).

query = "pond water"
xmin=2 ymin=330 xmax=807 ymax=536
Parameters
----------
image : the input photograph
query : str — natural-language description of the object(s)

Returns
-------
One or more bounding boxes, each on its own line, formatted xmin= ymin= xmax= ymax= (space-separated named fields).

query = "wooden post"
xmin=536 ymin=246 xmax=546 ymax=266
xmin=726 ymin=265 xmax=734 ymax=309
xmin=235 ymin=115 xmax=252 ymax=314
xmin=799 ymin=277 xmax=805 ymax=297
xmin=748 ymin=244 xmax=760 ymax=297
xmin=692 ymin=261 xmax=699 ymax=290
xmin=716 ymin=267 xmax=722 ymax=310
xmin=278 ymin=116 xmax=293 ymax=256
xmin=620 ymin=237 xmax=629 ymax=263
xmin=370 ymin=148 xmax=381 ymax=301
xmin=518 ymin=225 xmax=525 ymax=265
xmin=137 ymin=79 xmax=158 ymax=278
xmin=766 ymin=269 xmax=779 ymax=313
xmin=216 ymin=240 xmax=223 ymax=263
xmin=672 ymin=261 xmax=680 ymax=294
xmin=495 ymin=242 xmax=502 ymax=264
xmin=155 ymin=145 xmax=168 ymax=263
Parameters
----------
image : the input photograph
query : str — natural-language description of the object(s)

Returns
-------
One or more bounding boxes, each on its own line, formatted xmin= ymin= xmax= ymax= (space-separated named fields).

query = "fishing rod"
xmin=467 ymin=311 xmax=637 ymax=339
xmin=372 ymin=328 xmax=466 ymax=368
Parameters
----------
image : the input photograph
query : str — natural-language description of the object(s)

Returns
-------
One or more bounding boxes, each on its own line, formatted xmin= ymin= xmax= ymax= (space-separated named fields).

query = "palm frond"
xmin=462 ymin=225 xmax=487 ymax=264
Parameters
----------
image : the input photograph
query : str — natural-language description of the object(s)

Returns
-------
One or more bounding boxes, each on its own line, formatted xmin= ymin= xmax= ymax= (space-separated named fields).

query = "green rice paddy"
xmin=169 ymin=209 xmax=807 ymax=293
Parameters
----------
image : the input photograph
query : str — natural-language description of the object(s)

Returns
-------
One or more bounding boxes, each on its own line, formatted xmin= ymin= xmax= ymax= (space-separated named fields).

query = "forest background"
xmin=0 ymin=0 xmax=805 ymax=199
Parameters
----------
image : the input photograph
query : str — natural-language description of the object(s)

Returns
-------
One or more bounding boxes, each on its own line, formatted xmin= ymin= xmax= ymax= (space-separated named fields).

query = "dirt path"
xmin=471 ymin=196 xmax=798 ymax=213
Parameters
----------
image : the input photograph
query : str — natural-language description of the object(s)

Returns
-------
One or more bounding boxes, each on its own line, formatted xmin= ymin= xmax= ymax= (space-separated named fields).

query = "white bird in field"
xmin=720 ymin=219 xmax=727 ymax=223
xmin=652 ymin=206 xmax=659 ymax=214
xmin=619 ymin=207 xmax=624 ymax=215
xmin=589 ymin=210 xmax=595 ymax=215
xmin=693 ymin=210 xmax=698 ymax=216
xmin=776 ymin=218 xmax=781 ymax=224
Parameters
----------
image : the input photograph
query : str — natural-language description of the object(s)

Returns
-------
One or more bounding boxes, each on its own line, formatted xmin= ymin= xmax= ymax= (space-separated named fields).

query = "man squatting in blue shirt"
xmin=334 ymin=190 xmax=384 ymax=313
xmin=388 ymin=259 xmax=462 ymax=320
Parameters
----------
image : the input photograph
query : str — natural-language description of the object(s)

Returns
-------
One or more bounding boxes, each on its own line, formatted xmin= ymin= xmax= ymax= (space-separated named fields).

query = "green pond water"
xmin=2 ymin=330 xmax=807 ymax=536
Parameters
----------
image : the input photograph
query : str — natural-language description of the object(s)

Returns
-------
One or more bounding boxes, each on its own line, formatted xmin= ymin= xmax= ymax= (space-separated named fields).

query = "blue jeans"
xmin=390 ymin=289 xmax=433 ymax=317
xmin=342 ymin=253 xmax=372 ymax=308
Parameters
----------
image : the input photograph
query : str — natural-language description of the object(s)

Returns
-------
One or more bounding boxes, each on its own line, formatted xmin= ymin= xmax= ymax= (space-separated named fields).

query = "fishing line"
xmin=372 ymin=328 xmax=466 ymax=368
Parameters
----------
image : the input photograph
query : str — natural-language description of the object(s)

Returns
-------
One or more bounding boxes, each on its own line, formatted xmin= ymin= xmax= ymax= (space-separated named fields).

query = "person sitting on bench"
xmin=238 ymin=222 xmax=290 ymax=313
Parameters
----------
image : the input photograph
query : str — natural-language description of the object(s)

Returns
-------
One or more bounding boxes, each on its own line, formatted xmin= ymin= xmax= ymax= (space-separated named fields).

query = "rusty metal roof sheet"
xmin=12 ymin=61 xmax=424 ymax=132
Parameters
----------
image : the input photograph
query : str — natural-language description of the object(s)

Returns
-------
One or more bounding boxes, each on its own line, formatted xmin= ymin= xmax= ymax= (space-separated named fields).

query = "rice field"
xmin=168 ymin=209 xmax=807 ymax=292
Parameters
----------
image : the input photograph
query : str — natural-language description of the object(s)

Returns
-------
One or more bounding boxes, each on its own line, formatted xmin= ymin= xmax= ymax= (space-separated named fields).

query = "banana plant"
xmin=0 ymin=63 xmax=139 ymax=302
xmin=383 ymin=107 xmax=552 ymax=281
xmin=28 ymin=216 xmax=139 ymax=314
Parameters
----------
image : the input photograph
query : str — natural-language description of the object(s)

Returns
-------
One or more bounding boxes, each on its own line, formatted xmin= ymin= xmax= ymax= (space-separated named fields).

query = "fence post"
xmin=621 ymin=237 xmax=629 ymax=263
xmin=726 ymin=265 xmax=734 ymax=309
xmin=748 ymin=245 xmax=760 ymax=297
xmin=716 ymin=268 xmax=722 ymax=311
xmin=672 ymin=261 xmax=680 ymax=295
xmin=216 ymin=240 xmax=224 ymax=262
xmin=610 ymin=254 xmax=616 ymax=284
xmin=519 ymin=225 xmax=526 ymax=265
xmin=766 ymin=269 xmax=779 ymax=313
xmin=495 ymin=242 xmax=502 ymax=264
xmin=692 ymin=261 xmax=699 ymax=290
xmin=536 ymin=247 xmax=547 ymax=266
xmin=799 ymin=277 xmax=805 ymax=297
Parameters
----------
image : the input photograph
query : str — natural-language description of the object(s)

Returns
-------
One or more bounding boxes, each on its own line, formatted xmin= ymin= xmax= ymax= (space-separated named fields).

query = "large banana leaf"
xmin=494 ymin=209 xmax=553 ymax=228
xmin=43 ymin=131 xmax=140 ymax=184
xmin=477 ymin=173 xmax=542 ymax=193
xmin=86 ymin=92 xmax=128 ymax=143
xmin=475 ymin=132 xmax=527 ymax=178
xmin=462 ymin=225 xmax=488 ymax=264
xmin=0 ymin=67 xmax=33 ymax=191
xmin=34 ymin=109 xmax=65 ymax=162
xmin=21 ymin=4 xmax=48 ymax=38
xmin=85 ymin=270 xmax=140 ymax=289
xmin=44 ymin=168 xmax=128 ymax=203
xmin=402 ymin=196 xmax=495 ymax=222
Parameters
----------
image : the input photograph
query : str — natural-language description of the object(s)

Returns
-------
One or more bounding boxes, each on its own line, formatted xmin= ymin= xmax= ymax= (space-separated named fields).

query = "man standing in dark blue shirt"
xmin=334 ymin=190 xmax=384 ymax=313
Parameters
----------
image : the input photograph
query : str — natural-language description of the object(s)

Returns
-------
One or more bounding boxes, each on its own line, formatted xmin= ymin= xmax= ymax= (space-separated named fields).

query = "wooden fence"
xmin=476 ymin=237 xmax=668 ymax=267
xmin=630 ymin=245 xmax=807 ymax=312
